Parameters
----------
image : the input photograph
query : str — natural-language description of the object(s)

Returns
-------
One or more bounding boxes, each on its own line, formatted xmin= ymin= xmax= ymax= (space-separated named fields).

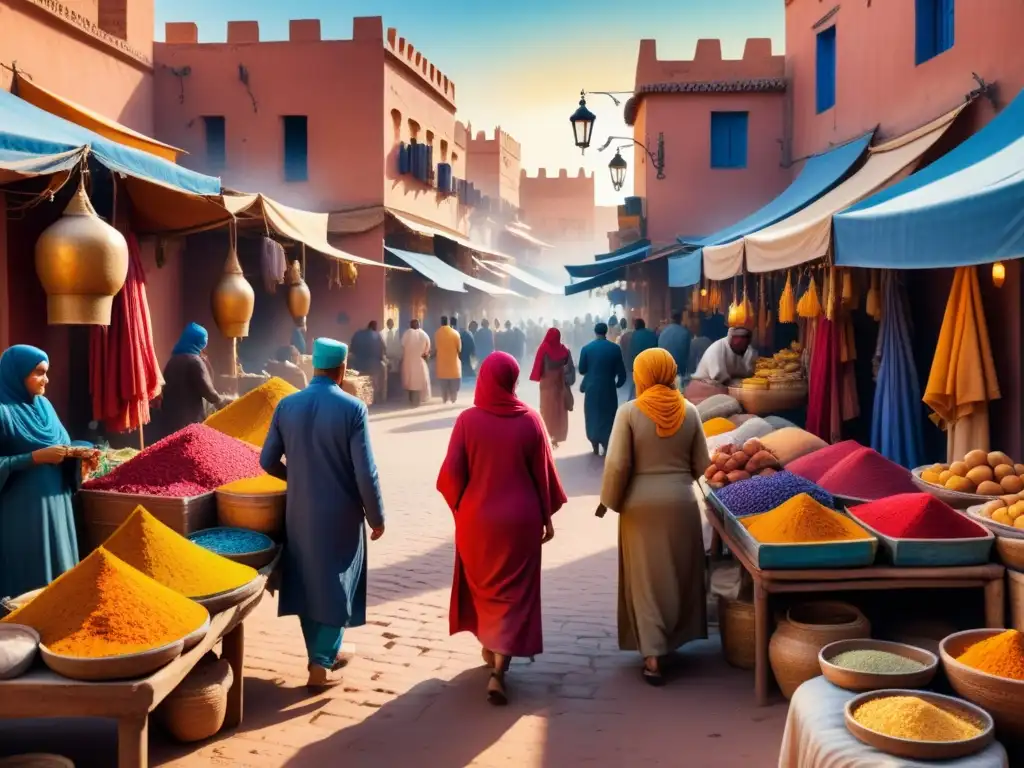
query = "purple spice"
xmin=715 ymin=471 xmax=835 ymax=517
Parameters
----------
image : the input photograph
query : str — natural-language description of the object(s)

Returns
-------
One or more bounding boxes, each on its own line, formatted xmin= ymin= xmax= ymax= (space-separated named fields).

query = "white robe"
xmin=401 ymin=328 xmax=431 ymax=395
xmin=693 ymin=337 xmax=757 ymax=384
xmin=385 ymin=328 xmax=402 ymax=373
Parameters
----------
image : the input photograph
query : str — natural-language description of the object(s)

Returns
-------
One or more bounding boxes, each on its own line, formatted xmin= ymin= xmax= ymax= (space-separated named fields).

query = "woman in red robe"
xmin=437 ymin=352 xmax=566 ymax=705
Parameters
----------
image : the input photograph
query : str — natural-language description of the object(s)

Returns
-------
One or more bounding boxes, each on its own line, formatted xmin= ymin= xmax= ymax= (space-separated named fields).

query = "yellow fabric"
xmin=632 ymin=348 xmax=687 ymax=437
xmin=702 ymin=417 xmax=736 ymax=437
xmin=15 ymin=75 xmax=184 ymax=162
xmin=924 ymin=267 xmax=1000 ymax=457
xmin=434 ymin=326 xmax=462 ymax=380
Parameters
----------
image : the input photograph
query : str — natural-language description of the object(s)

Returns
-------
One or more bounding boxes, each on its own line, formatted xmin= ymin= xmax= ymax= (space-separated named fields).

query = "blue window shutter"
xmin=816 ymin=26 xmax=837 ymax=113
xmin=939 ymin=0 xmax=955 ymax=53
xmin=710 ymin=113 xmax=728 ymax=168
xmin=730 ymin=113 xmax=748 ymax=169
xmin=915 ymin=0 xmax=935 ymax=63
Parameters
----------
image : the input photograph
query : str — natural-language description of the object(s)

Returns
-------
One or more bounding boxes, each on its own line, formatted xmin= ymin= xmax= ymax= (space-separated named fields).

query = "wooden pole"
xmin=138 ymin=424 xmax=145 ymax=451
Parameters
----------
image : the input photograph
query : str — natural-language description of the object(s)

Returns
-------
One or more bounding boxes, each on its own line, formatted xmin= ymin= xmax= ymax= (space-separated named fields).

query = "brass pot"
xmin=211 ymin=246 xmax=254 ymax=338
xmin=34 ymin=182 xmax=129 ymax=325
xmin=285 ymin=261 xmax=310 ymax=329
xmin=340 ymin=262 xmax=358 ymax=287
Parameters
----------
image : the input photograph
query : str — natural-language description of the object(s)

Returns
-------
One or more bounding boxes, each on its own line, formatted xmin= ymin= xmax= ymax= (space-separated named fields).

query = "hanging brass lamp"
xmin=211 ymin=234 xmax=255 ymax=338
xmin=34 ymin=180 xmax=129 ymax=325
xmin=285 ymin=260 xmax=311 ymax=329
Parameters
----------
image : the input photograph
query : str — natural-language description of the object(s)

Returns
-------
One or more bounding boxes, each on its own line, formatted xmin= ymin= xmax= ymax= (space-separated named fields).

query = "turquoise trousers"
xmin=300 ymin=616 xmax=344 ymax=668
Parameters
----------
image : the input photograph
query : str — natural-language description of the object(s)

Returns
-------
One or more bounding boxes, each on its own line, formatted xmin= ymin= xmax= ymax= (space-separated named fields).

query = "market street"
xmin=145 ymin=382 xmax=787 ymax=768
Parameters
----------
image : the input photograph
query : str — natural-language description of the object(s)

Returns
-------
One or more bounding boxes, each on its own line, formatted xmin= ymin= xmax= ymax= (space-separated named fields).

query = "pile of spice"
xmin=190 ymin=528 xmax=274 ymax=557
xmin=955 ymin=629 xmax=1024 ymax=681
xmin=815 ymin=447 xmax=918 ymax=500
xmin=716 ymin=471 xmax=835 ymax=517
xmin=1 ymin=548 xmax=208 ymax=658
xmin=741 ymin=493 xmax=871 ymax=544
xmin=786 ymin=440 xmax=865 ymax=482
xmin=83 ymin=424 xmax=262 ymax=497
xmin=851 ymin=695 xmax=983 ymax=742
xmin=849 ymin=493 xmax=987 ymax=539
xmin=218 ymin=474 xmax=286 ymax=494
xmin=702 ymin=417 xmax=737 ymax=438
xmin=103 ymin=506 xmax=257 ymax=598
xmin=827 ymin=648 xmax=927 ymax=675
xmin=204 ymin=377 xmax=297 ymax=447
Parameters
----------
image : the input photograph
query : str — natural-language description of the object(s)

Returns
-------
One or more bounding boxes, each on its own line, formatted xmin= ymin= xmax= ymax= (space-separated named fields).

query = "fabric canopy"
xmin=564 ymin=266 xmax=629 ymax=296
xmin=388 ymin=210 xmax=514 ymax=262
xmin=15 ymin=75 xmax=185 ymax=163
xmin=0 ymin=146 xmax=85 ymax=185
xmin=835 ymin=90 xmax=1024 ymax=268
xmin=564 ymin=240 xmax=652 ymax=279
xmin=384 ymin=246 xmax=518 ymax=296
xmin=666 ymin=248 xmax=703 ymax=288
xmin=0 ymin=88 xmax=219 ymax=195
xmin=705 ymin=106 xmax=963 ymax=275
xmin=504 ymin=223 xmax=552 ymax=249
xmin=688 ymin=132 xmax=873 ymax=280
xmin=224 ymin=193 xmax=393 ymax=269
xmin=482 ymin=260 xmax=564 ymax=295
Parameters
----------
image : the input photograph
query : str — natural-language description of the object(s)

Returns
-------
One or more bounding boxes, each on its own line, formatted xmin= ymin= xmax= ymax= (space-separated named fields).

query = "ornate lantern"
xmin=34 ymin=181 xmax=129 ymax=325
xmin=285 ymin=260 xmax=311 ymax=329
xmin=211 ymin=240 xmax=254 ymax=338
xmin=608 ymin=150 xmax=628 ymax=191
xmin=569 ymin=90 xmax=596 ymax=152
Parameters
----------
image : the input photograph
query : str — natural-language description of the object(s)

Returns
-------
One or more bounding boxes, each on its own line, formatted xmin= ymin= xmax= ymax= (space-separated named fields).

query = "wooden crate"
xmin=78 ymin=489 xmax=217 ymax=550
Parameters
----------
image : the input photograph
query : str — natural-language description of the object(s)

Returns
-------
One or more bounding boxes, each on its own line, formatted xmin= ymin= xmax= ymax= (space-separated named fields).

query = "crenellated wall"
xmin=384 ymin=26 xmax=455 ymax=109
xmin=518 ymin=168 xmax=599 ymax=252
xmin=465 ymin=125 xmax=521 ymax=210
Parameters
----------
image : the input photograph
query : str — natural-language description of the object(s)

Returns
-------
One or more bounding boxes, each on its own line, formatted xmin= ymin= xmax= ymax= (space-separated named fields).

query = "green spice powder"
xmin=829 ymin=649 xmax=926 ymax=675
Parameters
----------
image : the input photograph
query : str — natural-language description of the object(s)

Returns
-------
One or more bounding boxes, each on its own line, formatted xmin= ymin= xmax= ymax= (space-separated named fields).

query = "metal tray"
xmin=847 ymin=512 xmax=994 ymax=567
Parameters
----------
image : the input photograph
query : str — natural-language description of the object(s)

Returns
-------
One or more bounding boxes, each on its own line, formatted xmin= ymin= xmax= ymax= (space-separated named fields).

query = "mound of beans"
xmin=715 ymin=470 xmax=835 ymax=517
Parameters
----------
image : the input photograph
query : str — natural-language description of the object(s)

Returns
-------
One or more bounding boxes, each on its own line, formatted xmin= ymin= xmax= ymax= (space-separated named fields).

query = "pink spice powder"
xmin=816 ymin=447 xmax=918 ymax=500
xmin=83 ymin=424 xmax=263 ymax=497
xmin=786 ymin=440 xmax=864 ymax=482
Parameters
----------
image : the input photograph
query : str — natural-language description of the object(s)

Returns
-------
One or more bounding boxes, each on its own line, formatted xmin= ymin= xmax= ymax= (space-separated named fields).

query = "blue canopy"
xmin=564 ymin=266 xmax=627 ymax=296
xmin=0 ymin=89 xmax=220 ymax=195
xmin=834 ymin=91 xmax=1024 ymax=268
xmin=666 ymin=248 xmax=702 ymax=288
xmin=564 ymin=240 xmax=651 ymax=278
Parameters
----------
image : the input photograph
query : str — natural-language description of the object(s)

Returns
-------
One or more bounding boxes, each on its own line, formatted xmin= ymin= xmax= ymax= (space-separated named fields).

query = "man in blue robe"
xmin=578 ymin=323 xmax=627 ymax=456
xmin=657 ymin=311 xmax=692 ymax=388
xmin=627 ymin=318 xmax=659 ymax=398
xmin=474 ymin=319 xmax=495 ymax=362
xmin=260 ymin=338 xmax=385 ymax=690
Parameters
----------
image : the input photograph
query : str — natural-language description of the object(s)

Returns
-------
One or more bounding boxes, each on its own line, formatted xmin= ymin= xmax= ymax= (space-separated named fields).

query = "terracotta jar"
xmin=768 ymin=601 xmax=870 ymax=699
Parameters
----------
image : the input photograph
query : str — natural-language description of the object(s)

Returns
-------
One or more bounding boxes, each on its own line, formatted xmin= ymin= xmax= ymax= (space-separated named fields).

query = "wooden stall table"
xmin=704 ymin=508 xmax=1006 ymax=706
xmin=0 ymin=587 xmax=265 ymax=768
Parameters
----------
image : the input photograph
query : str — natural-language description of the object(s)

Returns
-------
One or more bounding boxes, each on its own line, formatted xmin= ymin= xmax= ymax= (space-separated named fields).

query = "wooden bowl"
xmin=941 ymin=628 xmax=1024 ymax=740
xmin=819 ymin=639 xmax=938 ymax=692
xmin=40 ymin=639 xmax=184 ymax=682
xmin=1 ymin=587 xmax=43 ymax=617
xmin=182 ymin=616 xmax=211 ymax=652
xmin=194 ymin=574 xmax=265 ymax=615
xmin=996 ymin=536 xmax=1024 ymax=570
xmin=0 ymin=756 xmax=75 ymax=768
xmin=912 ymin=467 xmax=993 ymax=509
xmin=845 ymin=688 xmax=994 ymax=760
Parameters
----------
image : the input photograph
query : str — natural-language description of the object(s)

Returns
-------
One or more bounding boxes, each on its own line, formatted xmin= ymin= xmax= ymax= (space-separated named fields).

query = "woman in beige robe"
xmin=599 ymin=348 xmax=711 ymax=685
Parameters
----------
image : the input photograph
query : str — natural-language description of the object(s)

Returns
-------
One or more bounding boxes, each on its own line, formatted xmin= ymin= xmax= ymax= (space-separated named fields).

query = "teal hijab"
xmin=172 ymin=323 xmax=209 ymax=356
xmin=0 ymin=345 xmax=70 ymax=452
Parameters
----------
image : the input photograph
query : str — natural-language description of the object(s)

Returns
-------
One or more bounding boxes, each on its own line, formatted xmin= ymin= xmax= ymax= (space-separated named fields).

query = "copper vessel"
xmin=285 ymin=261 xmax=311 ymax=329
xmin=340 ymin=262 xmax=358 ymax=287
xmin=211 ymin=244 xmax=254 ymax=338
xmin=34 ymin=181 xmax=129 ymax=325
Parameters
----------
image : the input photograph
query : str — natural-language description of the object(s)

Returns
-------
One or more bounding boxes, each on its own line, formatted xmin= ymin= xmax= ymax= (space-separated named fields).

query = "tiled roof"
xmin=624 ymin=78 xmax=788 ymax=125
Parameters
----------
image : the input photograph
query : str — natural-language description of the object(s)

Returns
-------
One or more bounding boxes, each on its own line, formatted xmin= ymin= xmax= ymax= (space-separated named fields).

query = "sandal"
xmin=481 ymin=647 xmax=496 ymax=668
xmin=487 ymin=671 xmax=508 ymax=705
xmin=642 ymin=659 xmax=665 ymax=687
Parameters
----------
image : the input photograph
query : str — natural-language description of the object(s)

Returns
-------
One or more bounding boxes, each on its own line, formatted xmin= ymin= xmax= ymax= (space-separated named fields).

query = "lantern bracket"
xmin=598 ymin=135 xmax=665 ymax=180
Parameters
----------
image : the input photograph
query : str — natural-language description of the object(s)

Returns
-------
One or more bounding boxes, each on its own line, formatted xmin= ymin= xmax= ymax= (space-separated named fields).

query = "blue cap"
xmin=312 ymin=337 xmax=348 ymax=369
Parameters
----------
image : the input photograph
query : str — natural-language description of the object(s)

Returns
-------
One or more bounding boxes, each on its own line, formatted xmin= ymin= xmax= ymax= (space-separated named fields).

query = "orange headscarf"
xmin=633 ymin=348 xmax=687 ymax=437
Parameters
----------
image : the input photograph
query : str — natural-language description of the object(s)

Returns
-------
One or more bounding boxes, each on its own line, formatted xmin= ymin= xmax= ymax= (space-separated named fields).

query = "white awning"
xmin=703 ymin=104 xmax=964 ymax=276
xmin=481 ymin=260 xmax=564 ymax=295
xmin=388 ymin=210 xmax=514 ymax=261
xmin=505 ymin=223 xmax=553 ymax=249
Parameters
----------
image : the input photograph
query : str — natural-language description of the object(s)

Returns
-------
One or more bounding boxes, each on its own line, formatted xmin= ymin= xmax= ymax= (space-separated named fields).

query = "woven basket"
xmin=718 ymin=596 xmax=755 ymax=670
xmin=0 ymin=756 xmax=74 ymax=768
xmin=158 ymin=657 xmax=234 ymax=743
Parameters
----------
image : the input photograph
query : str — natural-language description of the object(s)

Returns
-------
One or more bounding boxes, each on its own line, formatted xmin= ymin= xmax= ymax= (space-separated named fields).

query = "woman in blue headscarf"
xmin=158 ymin=322 xmax=231 ymax=438
xmin=0 ymin=345 xmax=96 ymax=598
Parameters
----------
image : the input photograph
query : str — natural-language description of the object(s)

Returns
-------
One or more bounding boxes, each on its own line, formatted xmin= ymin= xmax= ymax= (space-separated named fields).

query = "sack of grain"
xmin=759 ymin=427 xmax=828 ymax=466
xmin=697 ymin=394 xmax=742 ymax=422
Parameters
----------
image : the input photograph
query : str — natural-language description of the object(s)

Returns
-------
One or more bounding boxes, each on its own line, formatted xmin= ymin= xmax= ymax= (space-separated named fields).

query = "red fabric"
xmin=529 ymin=327 xmax=569 ymax=382
xmin=437 ymin=362 xmax=567 ymax=657
xmin=805 ymin=317 xmax=841 ymax=442
xmin=474 ymin=352 xmax=530 ymax=417
xmin=89 ymin=232 xmax=163 ymax=433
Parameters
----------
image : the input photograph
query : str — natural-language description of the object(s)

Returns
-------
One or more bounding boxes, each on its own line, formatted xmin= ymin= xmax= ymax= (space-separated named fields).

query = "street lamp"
xmin=608 ymin=150 xmax=628 ymax=191
xmin=598 ymin=134 xmax=666 ymax=181
xmin=569 ymin=90 xmax=596 ymax=153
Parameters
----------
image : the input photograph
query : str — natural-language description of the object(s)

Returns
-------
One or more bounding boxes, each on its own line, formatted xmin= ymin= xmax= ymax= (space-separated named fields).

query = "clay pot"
xmin=211 ymin=245 xmax=254 ymax=338
xmin=34 ymin=181 xmax=128 ymax=325
xmin=285 ymin=261 xmax=310 ymax=329
xmin=768 ymin=601 xmax=870 ymax=700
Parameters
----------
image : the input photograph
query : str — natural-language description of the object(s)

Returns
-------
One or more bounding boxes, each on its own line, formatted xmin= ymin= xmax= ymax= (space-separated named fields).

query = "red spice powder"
xmin=850 ymin=493 xmax=987 ymax=539
xmin=787 ymin=440 xmax=864 ymax=482
xmin=83 ymin=424 xmax=262 ymax=497
xmin=816 ymin=447 xmax=918 ymax=500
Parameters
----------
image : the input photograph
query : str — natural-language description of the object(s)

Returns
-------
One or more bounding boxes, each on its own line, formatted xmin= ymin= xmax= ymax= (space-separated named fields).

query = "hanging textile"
xmin=89 ymin=232 xmax=163 ymax=433
xmin=871 ymin=272 xmax=924 ymax=468
xmin=805 ymin=316 xmax=841 ymax=443
xmin=923 ymin=266 xmax=1000 ymax=462
xmin=260 ymin=236 xmax=287 ymax=293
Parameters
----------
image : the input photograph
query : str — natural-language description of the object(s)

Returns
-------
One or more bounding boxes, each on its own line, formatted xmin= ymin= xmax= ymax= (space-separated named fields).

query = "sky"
xmin=154 ymin=0 xmax=784 ymax=206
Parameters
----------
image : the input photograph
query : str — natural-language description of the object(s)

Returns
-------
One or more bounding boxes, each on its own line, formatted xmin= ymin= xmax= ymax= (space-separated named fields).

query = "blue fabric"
xmin=0 ymin=89 xmax=220 ymax=195
xmin=0 ymin=147 xmax=83 ymax=178
xmin=291 ymin=328 xmax=307 ymax=355
xmin=313 ymin=337 xmax=348 ymax=369
xmin=667 ymin=248 xmax=703 ymax=288
xmin=916 ymin=0 xmax=955 ymax=64
xmin=564 ymin=240 xmax=651 ymax=279
xmin=680 ymin=133 xmax=873 ymax=250
xmin=658 ymin=325 xmax=692 ymax=374
xmin=459 ymin=330 xmax=476 ymax=377
xmin=834 ymin=89 xmax=1024 ymax=269
xmin=474 ymin=327 xmax=494 ymax=359
xmin=564 ymin=266 xmax=629 ymax=296
xmin=711 ymin=112 xmax=749 ymax=169
xmin=260 ymin=377 xmax=384 ymax=627
xmin=300 ymin=617 xmax=344 ymax=669
xmin=627 ymin=329 xmax=659 ymax=398
xmin=816 ymin=26 xmax=837 ymax=113
xmin=171 ymin=323 xmax=208 ymax=357
xmin=0 ymin=345 xmax=79 ymax=598
xmin=384 ymin=246 xmax=467 ymax=292
xmin=579 ymin=339 xmax=627 ymax=450
xmin=871 ymin=272 xmax=925 ymax=469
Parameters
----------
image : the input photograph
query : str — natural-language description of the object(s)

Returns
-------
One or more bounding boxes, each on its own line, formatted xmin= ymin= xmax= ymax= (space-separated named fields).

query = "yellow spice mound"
xmin=2 ymin=548 xmax=208 ymax=658
xmin=219 ymin=473 xmax=286 ymax=494
xmin=204 ymin=376 xmax=298 ymax=447
xmin=741 ymin=493 xmax=871 ymax=543
xmin=703 ymin=417 xmax=736 ymax=437
xmin=853 ymin=695 xmax=983 ymax=742
xmin=103 ymin=506 xmax=257 ymax=598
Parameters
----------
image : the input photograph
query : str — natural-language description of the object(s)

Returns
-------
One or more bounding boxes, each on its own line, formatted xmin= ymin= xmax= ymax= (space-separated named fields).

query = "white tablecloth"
xmin=779 ymin=676 xmax=1009 ymax=768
